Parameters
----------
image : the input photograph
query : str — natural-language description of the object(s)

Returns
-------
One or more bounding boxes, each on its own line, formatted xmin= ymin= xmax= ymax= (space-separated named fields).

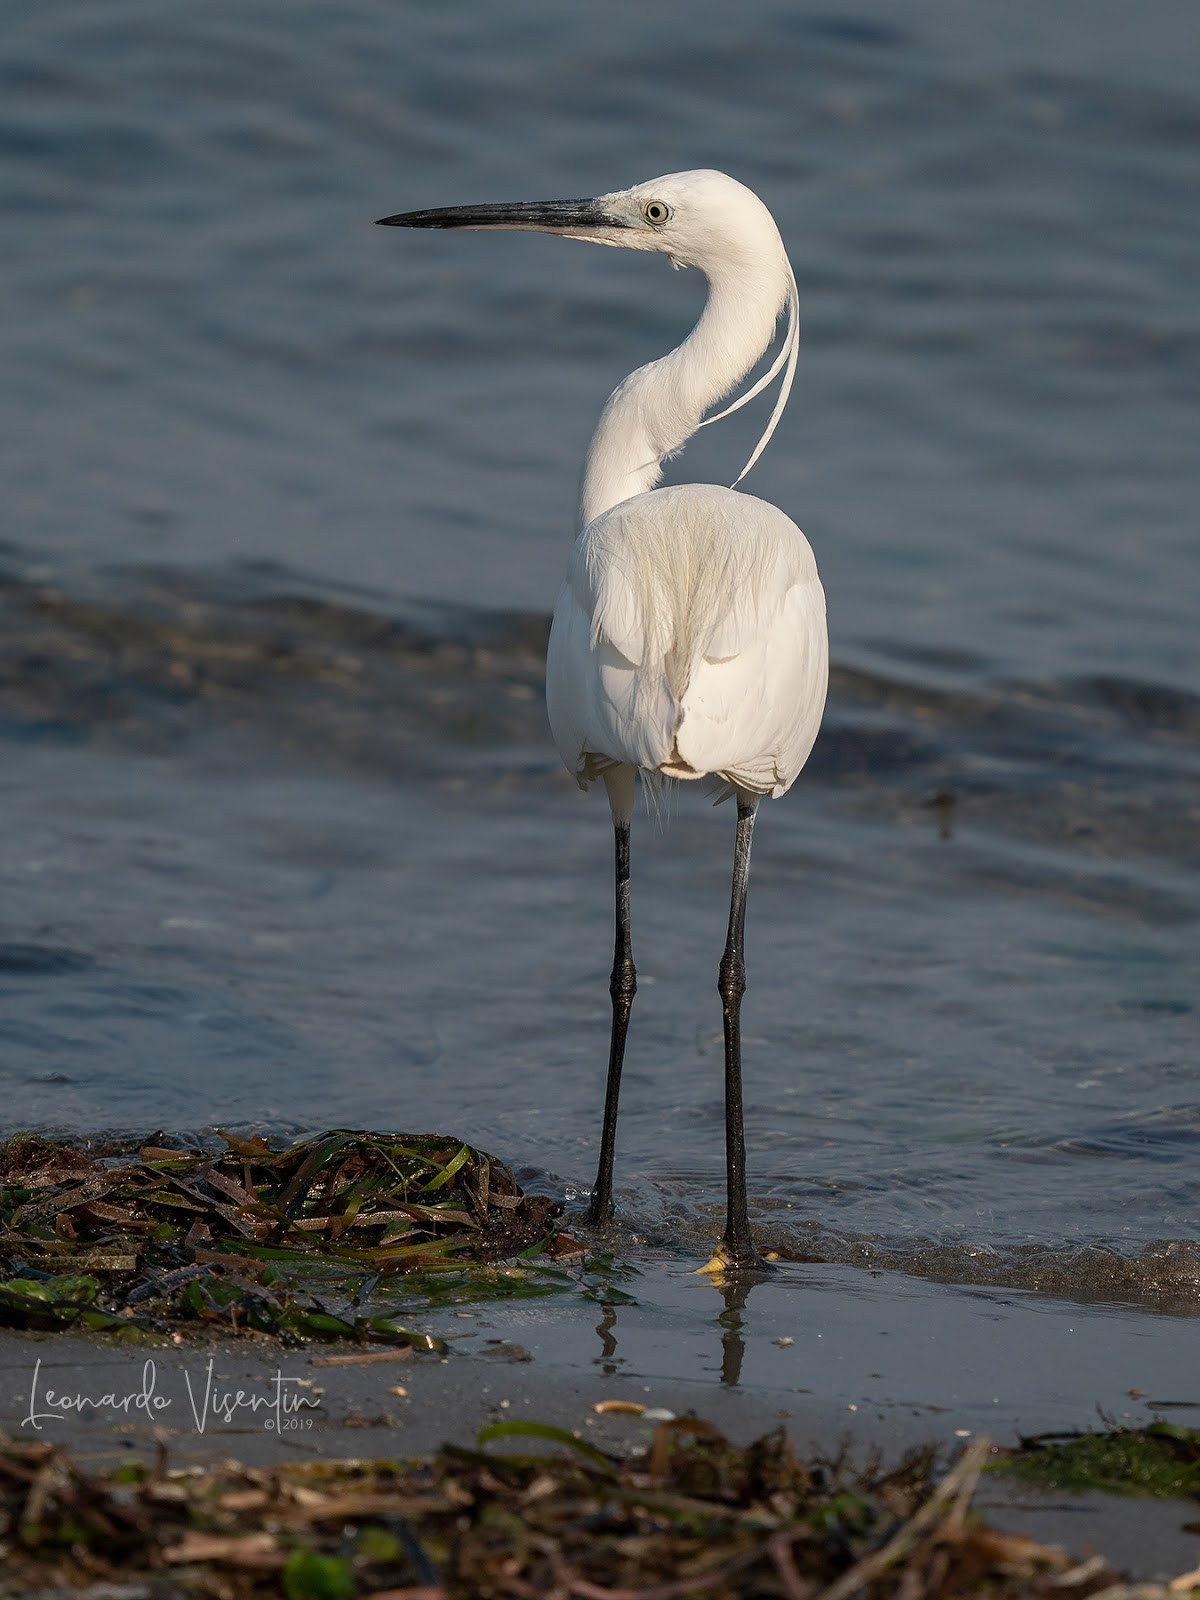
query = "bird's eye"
xmin=642 ymin=200 xmax=671 ymax=226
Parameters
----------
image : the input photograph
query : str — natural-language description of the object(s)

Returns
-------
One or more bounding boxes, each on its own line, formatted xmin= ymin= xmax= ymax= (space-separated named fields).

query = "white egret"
xmin=378 ymin=170 xmax=828 ymax=1270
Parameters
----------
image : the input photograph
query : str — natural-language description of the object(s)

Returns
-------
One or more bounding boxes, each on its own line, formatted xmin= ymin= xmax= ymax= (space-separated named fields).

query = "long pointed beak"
xmin=375 ymin=197 xmax=624 ymax=235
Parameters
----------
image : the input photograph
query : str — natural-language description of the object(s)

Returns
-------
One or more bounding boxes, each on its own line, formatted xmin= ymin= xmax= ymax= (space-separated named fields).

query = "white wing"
xmin=547 ymin=575 xmax=676 ymax=783
xmin=675 ymin=577 xmax=827 ymax=795
xmin=546 ymin=484 xmax=827 ymax=798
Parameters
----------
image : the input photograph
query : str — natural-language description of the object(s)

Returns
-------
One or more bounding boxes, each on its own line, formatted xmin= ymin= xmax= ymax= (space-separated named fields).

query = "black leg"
xmin=716 ymin=796 xmax=764 ymax=1269
xmin=588 ymin=818 xmax=636 ymax=1224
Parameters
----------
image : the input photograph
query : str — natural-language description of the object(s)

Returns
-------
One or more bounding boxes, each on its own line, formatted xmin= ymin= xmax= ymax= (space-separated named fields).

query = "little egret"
xmin=379 ymin=170 xmax=828 ymax=1270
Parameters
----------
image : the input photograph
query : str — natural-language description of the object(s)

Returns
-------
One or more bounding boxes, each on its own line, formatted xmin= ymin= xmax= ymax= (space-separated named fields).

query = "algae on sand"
xmin=997 ymin=1422 xmax=1200 ymax=1501
xmin=0 ymin=1129 xmax=585 ymax=1341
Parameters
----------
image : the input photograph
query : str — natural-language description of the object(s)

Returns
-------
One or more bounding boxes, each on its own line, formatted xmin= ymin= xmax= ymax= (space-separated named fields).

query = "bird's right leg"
xmin=588 ymin=765 xmax=637 ymax=1225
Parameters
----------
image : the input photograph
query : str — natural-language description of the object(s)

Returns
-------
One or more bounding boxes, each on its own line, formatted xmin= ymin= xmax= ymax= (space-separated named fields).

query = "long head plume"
xmin=701 ymin=258 xmax=800 ymax=489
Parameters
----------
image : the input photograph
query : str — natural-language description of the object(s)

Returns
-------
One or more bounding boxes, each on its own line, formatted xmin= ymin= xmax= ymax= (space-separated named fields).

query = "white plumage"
xmin=380 ymin=167 xmax=828 ymax=1270
xmin=547 ymin=483 xmax=827 ymax=798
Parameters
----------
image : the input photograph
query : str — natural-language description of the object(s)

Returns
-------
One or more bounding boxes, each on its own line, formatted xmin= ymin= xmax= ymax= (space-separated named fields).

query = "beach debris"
xmin=311 ymin=1348 xmax=416 ymax=1368
xmin=0 ymin=1129 xmax=583 ymax=1341
xmin=0 ymin=1419 xmax=1180 ymax=1597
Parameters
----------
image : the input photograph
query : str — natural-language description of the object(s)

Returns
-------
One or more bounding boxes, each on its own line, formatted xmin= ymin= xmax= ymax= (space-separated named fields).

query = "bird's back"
xmin=547 ymin=484 xmax=828 ymax=798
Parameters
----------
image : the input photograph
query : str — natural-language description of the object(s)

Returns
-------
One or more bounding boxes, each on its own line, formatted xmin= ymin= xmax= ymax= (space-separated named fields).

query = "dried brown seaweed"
xmin=1 ymin=1419 xmax=1175 ymax=1600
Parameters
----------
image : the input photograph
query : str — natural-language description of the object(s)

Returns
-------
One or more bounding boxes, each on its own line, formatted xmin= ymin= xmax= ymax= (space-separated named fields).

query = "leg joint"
xmin=717 ymin=951 xmax=745 ymax=1007
xmin=610 ymin=956 xmax=637 ymax=1006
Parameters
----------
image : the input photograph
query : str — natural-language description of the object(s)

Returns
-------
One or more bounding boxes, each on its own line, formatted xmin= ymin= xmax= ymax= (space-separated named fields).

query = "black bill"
xmin=376 ymin=197 xmax=621 ymax=231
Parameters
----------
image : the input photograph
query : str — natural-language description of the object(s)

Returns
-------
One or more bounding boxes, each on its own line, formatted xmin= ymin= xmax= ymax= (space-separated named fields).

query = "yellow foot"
xmin=694 ymin=1243 xmax=777 ymax=1275
xmin=695 ymin=1250 xmax=731 ymax=1276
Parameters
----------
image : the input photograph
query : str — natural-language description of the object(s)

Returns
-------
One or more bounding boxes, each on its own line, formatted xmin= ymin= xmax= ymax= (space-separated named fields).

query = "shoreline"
xmin=2 ymin=1327 xmax=1197 ymax=1585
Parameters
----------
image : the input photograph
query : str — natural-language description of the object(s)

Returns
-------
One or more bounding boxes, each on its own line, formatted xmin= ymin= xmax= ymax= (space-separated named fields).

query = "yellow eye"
xmin=642 ymin=200 xmax=671 ymax=225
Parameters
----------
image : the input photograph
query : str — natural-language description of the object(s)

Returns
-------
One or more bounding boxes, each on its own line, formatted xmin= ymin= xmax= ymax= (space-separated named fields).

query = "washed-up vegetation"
xmin=996 ymin=1422 xmax=1200 ymax=1501
xmin=0 ymin=1131 xmax=583 ymax=1341
xmin=5 ymin=1417 xmax=1191 ymax=1599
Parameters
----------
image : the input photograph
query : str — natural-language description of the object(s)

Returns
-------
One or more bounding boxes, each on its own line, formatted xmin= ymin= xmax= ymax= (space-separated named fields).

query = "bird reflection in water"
xmin=590 ymin=1275 xmax=760 ymax=1387
xmin=594 ymin=1302 xmax=621 ymax=1377
xmin=716 ymin=1276 xmax=753 ymax=1387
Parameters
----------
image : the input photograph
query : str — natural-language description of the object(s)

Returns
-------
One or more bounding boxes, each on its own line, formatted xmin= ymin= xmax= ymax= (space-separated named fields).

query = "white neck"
xmin=577 ymin=259 xmax=789 ymax=530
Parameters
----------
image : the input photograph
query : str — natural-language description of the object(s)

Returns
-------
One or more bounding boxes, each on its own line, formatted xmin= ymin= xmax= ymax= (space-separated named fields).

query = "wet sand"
xmin=2 ymin=1335 xmax=1195 ymax=1582
xmin=3 ymin=1255 xmax=1199 ymax=1581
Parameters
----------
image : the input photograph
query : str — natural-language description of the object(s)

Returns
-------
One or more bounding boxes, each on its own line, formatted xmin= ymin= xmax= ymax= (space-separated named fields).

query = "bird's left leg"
xmin=588 ymin=765 xmax=637 ymax=1226
xmin=714 ymin=794 xmax=768 ymax=1271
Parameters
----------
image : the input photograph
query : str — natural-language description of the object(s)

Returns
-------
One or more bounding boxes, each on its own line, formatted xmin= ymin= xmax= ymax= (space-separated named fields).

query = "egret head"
xmin=378 ymin=168 xmax=786 ymax=277
xmin=381 ymin=169 xmax=800 ymax=514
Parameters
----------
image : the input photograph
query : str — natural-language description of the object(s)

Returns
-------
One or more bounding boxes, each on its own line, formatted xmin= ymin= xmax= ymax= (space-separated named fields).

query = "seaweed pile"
xmin=1003 ymin=1422 xmax=1200 ymax=1502
xmin=1 ymin=1419 xmax=1176 ymax=1600
xmin=0 ymin=1131 xmax=581 ymax=1341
